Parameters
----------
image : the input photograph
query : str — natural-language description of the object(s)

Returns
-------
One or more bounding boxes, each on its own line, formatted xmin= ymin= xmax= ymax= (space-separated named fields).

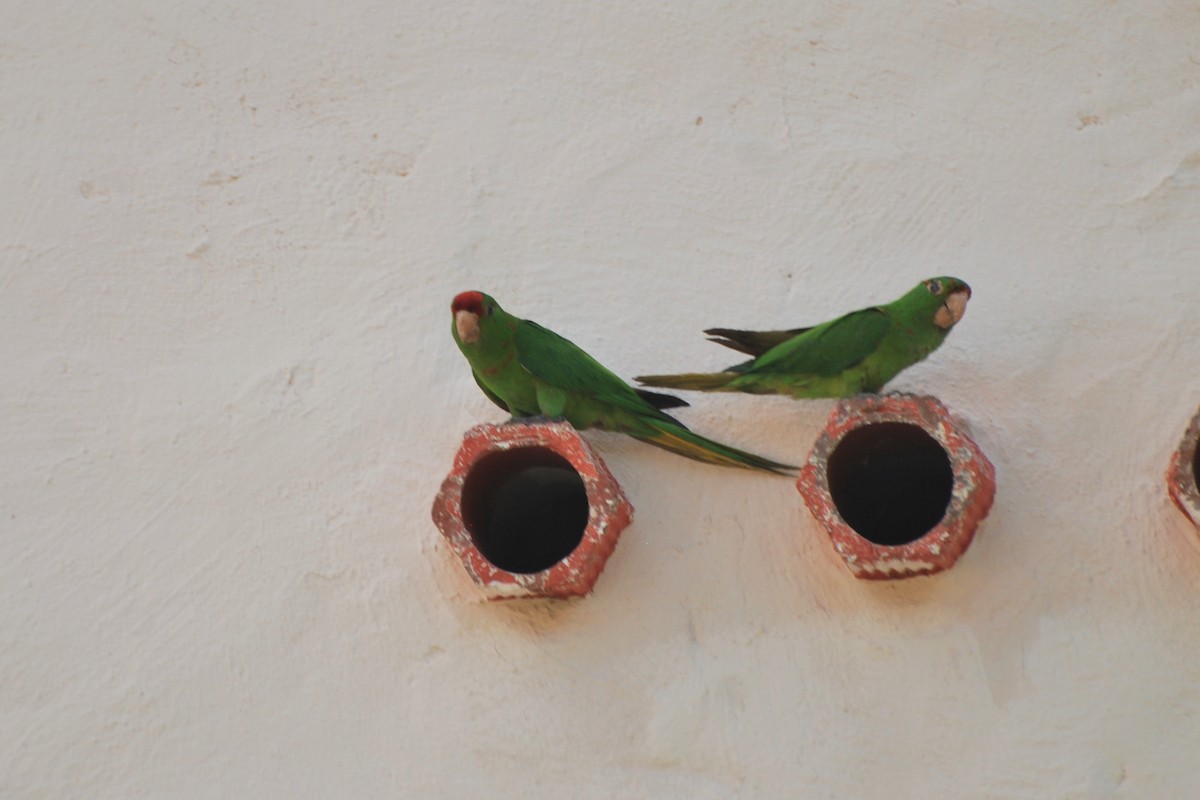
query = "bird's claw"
xmin=504 ymin=414 xmax=566 ymax=426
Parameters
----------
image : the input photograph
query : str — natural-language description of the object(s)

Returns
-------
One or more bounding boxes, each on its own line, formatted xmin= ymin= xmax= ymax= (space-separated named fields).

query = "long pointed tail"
xmin=636 ymin=420 xmax=796 ymax=475
xmin=635 ymin=371 xmax=739 ymax=392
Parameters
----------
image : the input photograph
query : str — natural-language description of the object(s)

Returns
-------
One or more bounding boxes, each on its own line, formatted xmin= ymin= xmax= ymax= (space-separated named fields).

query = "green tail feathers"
xmin=634 ymin=372 xmax=738 ymax=392
xmin=637 ymin=422 xmax=795 ymax=475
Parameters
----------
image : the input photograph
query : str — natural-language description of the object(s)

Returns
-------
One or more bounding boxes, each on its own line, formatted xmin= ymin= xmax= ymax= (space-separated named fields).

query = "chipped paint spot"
xmin=855 ymin=558 xmax=937 ymax=576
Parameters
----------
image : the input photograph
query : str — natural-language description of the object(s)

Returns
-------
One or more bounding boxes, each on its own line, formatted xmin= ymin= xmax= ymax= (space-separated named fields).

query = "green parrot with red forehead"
xmin=450 ymin=291 xmax=794 ymax=475
xmin=637 ymin=277 xmax=971 ymax=398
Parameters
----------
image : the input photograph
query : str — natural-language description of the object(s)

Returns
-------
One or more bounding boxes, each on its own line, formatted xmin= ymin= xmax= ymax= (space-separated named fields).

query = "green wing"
xmin=743 ymin=307 xmax=891 ymax=376
xmin=471 ymin=370 xmax=510 ymax=412
xmin=514 ymin=320 xmax=674 ymax=421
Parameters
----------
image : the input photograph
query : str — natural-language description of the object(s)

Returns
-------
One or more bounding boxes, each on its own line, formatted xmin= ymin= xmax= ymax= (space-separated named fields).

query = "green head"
xmin=907 ymin=277 xmax=971 ymax=330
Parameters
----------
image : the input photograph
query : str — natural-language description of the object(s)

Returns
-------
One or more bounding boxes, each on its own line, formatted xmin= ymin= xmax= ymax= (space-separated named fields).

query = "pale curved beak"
xmin=934 ymin=290 xmax=970 ymax=329
xmin=455 ymin=310 xmax=480 ymax=343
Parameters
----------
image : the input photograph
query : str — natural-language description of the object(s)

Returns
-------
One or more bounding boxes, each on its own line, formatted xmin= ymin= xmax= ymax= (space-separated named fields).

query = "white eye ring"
xmin=926 ymin=280 xmax=942 ymax=294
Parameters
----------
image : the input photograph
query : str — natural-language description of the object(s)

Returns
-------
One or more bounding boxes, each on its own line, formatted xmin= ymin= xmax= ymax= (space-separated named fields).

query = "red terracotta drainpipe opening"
xmin=797 ymin=393 xmax=996 ymax=580
xmin=431 ymin=421 xmax=633 ymax=600
xmin=1167 ymin=405 xmax=1200 ymax=532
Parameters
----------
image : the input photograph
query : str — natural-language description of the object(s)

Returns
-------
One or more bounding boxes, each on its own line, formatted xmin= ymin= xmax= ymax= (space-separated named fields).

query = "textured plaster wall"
xmin=4 ymin=1 xmax=1200 ymax=797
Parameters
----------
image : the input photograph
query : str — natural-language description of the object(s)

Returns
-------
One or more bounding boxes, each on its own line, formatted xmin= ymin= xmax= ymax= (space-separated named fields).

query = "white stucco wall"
xmin=4 ymin=1 xmax=1200 ymax=796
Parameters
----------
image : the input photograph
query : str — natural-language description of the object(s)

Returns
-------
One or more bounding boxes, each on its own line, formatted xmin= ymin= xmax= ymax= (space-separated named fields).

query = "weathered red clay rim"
xmin=1167 ymin=405 xmax=1200 ymax=531
xmin=797 ymin=393 xmax=996 ymax=580
xmin=431 ymin=421 xmax=633 ymax=600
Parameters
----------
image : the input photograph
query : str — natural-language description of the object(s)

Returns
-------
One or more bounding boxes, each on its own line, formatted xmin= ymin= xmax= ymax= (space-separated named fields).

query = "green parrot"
xmin=450 ymin=291 xmax=794 ymax=474
xmin=636 ymin=277 xmax=970 ymax=398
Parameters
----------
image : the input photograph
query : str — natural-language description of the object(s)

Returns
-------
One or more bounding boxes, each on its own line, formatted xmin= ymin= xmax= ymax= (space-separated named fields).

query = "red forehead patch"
xmin=451 ymin=291 xmax=485 ymax=315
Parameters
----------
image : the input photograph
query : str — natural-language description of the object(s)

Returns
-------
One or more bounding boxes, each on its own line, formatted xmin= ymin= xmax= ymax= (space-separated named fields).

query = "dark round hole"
xmin=460 ymin=447 xmax=589 ymax=574
xmin=826 ymin=422 xmax=954 ymax=546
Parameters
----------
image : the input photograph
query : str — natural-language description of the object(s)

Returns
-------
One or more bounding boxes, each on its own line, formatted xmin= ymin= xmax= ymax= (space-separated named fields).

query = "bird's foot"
xmin=504 ymin=414 xmax=566 ymax=426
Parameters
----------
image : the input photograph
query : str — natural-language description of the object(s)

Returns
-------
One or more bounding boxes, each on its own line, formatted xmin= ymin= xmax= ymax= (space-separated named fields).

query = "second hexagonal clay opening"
xmin=798 ymin=394 xmax=996 ymax=580
xmin=460 ymin=446 xmax=589 ymax=574
xmin=826 ymin=422 xmax=953 ymax=546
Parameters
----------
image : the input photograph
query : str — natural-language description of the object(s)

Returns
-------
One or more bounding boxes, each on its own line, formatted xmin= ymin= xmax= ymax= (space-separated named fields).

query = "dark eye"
xmin=925 ymin=279 xmax=942 ymax=294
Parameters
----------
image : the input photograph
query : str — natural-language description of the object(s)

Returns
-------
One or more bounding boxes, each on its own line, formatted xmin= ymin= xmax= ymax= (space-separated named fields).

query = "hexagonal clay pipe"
xmin=797 ymin=393 xmax=996 ymax=580
xmin=1167 ymin=405 xmax=1200 ymax=532
xmin=431 ymin=420 xmax=633 ymax=599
